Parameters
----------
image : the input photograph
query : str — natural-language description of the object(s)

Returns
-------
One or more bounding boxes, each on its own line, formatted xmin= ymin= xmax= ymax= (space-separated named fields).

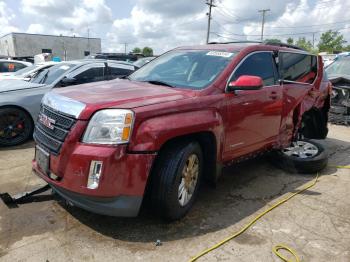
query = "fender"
xmin=129 ymin=109 xmax=224 ymax=159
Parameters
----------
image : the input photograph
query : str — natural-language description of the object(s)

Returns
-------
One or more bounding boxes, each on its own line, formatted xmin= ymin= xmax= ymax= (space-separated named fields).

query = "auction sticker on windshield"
xmin=59 ymin=65 xmax=70 ymax=70
xmin=206 ymin=51 xmax=234 ymax=57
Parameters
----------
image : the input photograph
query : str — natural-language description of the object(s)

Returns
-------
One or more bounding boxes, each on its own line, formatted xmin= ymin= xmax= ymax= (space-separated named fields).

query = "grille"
xmin=34 ymin=105 xmax=76 ymax=155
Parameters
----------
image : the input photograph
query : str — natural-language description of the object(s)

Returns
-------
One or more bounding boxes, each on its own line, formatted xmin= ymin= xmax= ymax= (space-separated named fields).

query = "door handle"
xmin=269 ymin=91 xmax=278 ymax=99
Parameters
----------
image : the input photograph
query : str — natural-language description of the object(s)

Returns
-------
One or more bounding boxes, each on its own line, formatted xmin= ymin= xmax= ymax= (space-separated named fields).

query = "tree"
xmin=142 ymin=47 xmax=153 ymax=56
xmin=318 ymin=30 xmax=347 ymax=53
xmin=295 ymin=37 xmax=313 ymax=51
xmin=264 ymin=38 xmax=281 ymax=44
xmin=286 ymin=37 xmax=294 ymax=45
xmin=343 ymin=45 xmax=350 ymax=52
xmin=132 ymin=47 xmax=141 ymax=53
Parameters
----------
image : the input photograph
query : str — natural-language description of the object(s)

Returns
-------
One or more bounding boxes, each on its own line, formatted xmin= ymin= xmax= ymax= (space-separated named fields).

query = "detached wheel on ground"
xmin=150 ymin=141 xmax=203 ymax=221
xmin=0 ymin=108 xmax=33 ymax=147
xmin=270 ymin=139 xmax=328 ymax=174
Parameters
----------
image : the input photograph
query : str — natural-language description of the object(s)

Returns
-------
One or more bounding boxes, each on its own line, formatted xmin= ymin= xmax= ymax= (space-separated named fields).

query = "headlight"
xmin=82 ymin=109 xmax=134 ymax=144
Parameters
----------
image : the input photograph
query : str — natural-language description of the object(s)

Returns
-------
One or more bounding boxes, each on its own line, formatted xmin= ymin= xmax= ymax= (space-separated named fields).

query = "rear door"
xmin=279 ymin=52 xmax=318 ymax=138
xmin=224 ymin=51 xmax=283 ymax=160
xmin=106 ymin=62 xmax=135 ymax=80
xmin=66 ymin=62 xmax=106 ymax=85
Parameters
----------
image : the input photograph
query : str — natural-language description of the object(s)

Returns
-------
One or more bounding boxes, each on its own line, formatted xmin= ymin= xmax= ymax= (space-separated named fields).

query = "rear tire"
xmin=270 ymin=139 xmax=328 ymax=174
xmin=0 ymin=108 xmax=33 ymax=147
xmin=150 ymin=141 xmax=203 ymax=221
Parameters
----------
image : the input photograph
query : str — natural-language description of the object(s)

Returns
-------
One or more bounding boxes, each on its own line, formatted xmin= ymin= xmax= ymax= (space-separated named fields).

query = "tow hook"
xmin=0 ymin=184 xmax=52 ymax=208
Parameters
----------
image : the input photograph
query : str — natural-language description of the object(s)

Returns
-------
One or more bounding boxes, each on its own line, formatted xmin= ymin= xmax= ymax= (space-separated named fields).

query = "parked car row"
xmin=0 ymin=59 xmax=136 ymax=146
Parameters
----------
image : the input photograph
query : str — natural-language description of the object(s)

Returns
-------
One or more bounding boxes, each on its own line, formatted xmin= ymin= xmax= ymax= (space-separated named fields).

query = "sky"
xmin=0 ymin=0 xmax=349 ymax=54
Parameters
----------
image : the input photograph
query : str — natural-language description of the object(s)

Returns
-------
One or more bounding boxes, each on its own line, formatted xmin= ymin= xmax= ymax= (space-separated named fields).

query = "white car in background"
xmin=0 ymin=62 xmax=58 ymax=81
xmin=0 ymin=59 xmax=32 ymax=74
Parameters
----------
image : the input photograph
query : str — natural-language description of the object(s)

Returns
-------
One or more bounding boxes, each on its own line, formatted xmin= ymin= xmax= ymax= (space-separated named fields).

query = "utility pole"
xmin=206 ymin=0 xmax=216 ymax=44
xmin=312 ymin=32 xmax=315 ymax=49
xmin=87 ymin=28 xmax=90 ymax=55
xmin=124 ymin=43 xmax=128 ymax=54
xmin=258 ymin=9 xmax=270 ymax=42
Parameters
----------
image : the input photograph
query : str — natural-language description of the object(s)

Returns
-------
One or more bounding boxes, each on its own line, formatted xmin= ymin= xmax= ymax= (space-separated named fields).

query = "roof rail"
xmin=207 ymin=40 xmax=307 ymax=51
xmin=207 ymin=40 xmax=262 ymax=44
xmin=263 ymin=41 xmax=306 ymax=51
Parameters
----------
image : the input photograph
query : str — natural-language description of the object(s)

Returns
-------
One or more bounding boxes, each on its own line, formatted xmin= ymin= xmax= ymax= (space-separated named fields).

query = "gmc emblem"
xmin=38 ymin=113 xmax=56 ymax=130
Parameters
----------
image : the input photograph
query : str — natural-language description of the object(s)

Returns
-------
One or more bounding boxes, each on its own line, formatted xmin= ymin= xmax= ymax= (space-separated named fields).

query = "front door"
xmin=223 ymin=51 xmax=283 ymax=161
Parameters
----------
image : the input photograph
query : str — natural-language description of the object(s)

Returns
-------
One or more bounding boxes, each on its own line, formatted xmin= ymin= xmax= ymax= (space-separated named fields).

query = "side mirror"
xmin=227 ymin=75 xmax=263 ymax=92
xmin=60 ymin=77 xmax=77 ymax=86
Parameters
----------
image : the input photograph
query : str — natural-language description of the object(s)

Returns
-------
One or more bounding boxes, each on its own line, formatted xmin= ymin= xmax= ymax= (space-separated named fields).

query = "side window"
xmin=14 ymin=62 xmax=27 ymax=71
xmin=0 ymin=62 xmax=26 ymax=72
xmin=107 ymin=63 xmax=134 ymax=79
xmin=72 ymin=64 xmax=105 ymax=85
xmin=280 ymin=52 xmax=318 ymax=84
xmin=231 ymin=52 xmax=277 ymax=86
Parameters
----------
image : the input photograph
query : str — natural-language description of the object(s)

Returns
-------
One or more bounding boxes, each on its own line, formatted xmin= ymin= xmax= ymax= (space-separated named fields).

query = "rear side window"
xmin=230 ymin=52 xmax=277 ymax=86
xmin=280 ymin=52 xmax=317 ymax=84
xmin=74 ymin=67 xmax=105 ymax=84
xmin=0 ymin=62 xmax=27 ymax=72
xmin=108 ymin=63 xmax=134 ymax=79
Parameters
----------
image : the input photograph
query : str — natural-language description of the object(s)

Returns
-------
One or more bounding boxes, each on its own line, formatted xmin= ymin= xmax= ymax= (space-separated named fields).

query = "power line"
xmin=217 ymin=26 xmax=350 ymax=37
xmin=267 ymin=19 xmax=350 ymax=29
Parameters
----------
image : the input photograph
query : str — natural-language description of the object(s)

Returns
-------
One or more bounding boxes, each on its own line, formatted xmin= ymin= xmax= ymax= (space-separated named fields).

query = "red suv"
xmin=32 ymin=42 xmax=331 ymax=220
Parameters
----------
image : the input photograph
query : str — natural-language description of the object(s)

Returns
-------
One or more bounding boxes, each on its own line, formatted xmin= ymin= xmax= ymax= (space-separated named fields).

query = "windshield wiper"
xmin=143 ymin=80 xmax=174 ymax=87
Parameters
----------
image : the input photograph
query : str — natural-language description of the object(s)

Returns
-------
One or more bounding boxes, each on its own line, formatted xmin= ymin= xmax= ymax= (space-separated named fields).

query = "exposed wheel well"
xmin=299 ymin=98 xmax=330 ymax=140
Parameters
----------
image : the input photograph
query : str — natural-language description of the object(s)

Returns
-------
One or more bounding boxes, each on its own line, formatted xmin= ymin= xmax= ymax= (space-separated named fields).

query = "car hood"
xmin=0 ymin=79 xmax=45 ymax=93
xmin=53 ymin=79 xmax=194 ymax=119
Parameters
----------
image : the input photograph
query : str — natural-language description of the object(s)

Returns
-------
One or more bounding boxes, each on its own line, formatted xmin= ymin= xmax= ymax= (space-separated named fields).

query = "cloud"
xmin=21 ymin=0 xmax=113 ymax=35
xmin=106 ymin=1 xmax=208 ymax=54
xmin=0 ymin=1 xmax=19 ymax=35
xmin=10 ymin=0 xmax=350 ymax=54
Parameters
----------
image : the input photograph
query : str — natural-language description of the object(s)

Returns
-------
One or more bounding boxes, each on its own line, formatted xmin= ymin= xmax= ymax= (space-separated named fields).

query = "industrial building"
xmin=0 ymin=32 xmax=101 ymax=61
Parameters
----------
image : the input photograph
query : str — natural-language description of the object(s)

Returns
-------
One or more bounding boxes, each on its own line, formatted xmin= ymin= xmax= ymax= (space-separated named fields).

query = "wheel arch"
xmin=0 ymin=104 xmax=35 ymax=127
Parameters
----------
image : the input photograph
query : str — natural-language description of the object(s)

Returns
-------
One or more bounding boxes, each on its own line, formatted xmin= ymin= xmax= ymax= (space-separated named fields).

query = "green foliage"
xmin=132 ymin=47 xmax=141 ymax=53
xmin=318 ymin=30 xmax=347 ymax=53
xmin=286 ymin=37 xmax=294 ymax=45
xmin=265 ymin=38 xmax=282 ymax=44
xmin=295 ymin=37 xmax=313 ymax=51
xmin=142 ymin=47 xmax=153 ymax=56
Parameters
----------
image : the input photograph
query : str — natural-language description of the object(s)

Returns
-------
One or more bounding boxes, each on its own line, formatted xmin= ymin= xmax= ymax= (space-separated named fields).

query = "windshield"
xmin=13 ymin=65 xmax=39 ymax=76
xmin=129 ymin=50 xmax=236 ymax=90
xmin=30 ymin=63 xmax=76 ymax=85
xmin=326 ymin=57 xmax=350 ymax=78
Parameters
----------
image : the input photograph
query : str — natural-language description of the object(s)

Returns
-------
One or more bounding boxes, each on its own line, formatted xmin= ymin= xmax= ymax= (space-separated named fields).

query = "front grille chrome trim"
xmin=34 ymin=104 xmax=77 ymax=155
xmin=42 ymin=92 xmax=86 ymax=118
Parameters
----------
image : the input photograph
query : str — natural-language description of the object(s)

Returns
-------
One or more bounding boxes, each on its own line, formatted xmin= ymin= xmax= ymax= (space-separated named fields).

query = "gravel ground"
xmin=0 ymin=124 xmax=349 ymax=262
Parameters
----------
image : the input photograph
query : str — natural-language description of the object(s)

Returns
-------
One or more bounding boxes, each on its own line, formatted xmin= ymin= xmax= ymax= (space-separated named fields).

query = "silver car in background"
xmin=0 ymin=62 xmax=58 ymax=81
xmin=0 ymin=59 xmax=136 ymax=146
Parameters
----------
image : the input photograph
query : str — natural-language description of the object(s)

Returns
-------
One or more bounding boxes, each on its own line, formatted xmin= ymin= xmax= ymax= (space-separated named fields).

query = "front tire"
xmin=0 ymin=108 xmax=33 ymax=147
xmin=151 ymin=141 xmax=203 ymax=221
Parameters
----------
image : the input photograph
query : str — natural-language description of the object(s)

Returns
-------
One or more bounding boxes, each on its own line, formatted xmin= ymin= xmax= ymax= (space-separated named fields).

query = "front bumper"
xmin=51 ymin=184 xmax=142 ymax=217
xmin=32 ymin=143 xmax=156 ymax=217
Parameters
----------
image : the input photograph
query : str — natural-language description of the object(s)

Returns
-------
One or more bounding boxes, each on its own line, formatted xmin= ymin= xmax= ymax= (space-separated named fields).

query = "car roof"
xmin=175 ymin=42 xmax=309 ymax=54
xmin=0 ymin=59 xmax=32 ymax=65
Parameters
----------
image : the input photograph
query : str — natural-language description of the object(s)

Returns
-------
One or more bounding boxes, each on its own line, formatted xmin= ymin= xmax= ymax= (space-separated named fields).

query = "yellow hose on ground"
xmin=189 ymin=165 xmax=350 ymax=262
xmin=189 ymin=173 xmax=319 ymax=262
xmin=273 ymin=244 xmax=300 ymax=262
